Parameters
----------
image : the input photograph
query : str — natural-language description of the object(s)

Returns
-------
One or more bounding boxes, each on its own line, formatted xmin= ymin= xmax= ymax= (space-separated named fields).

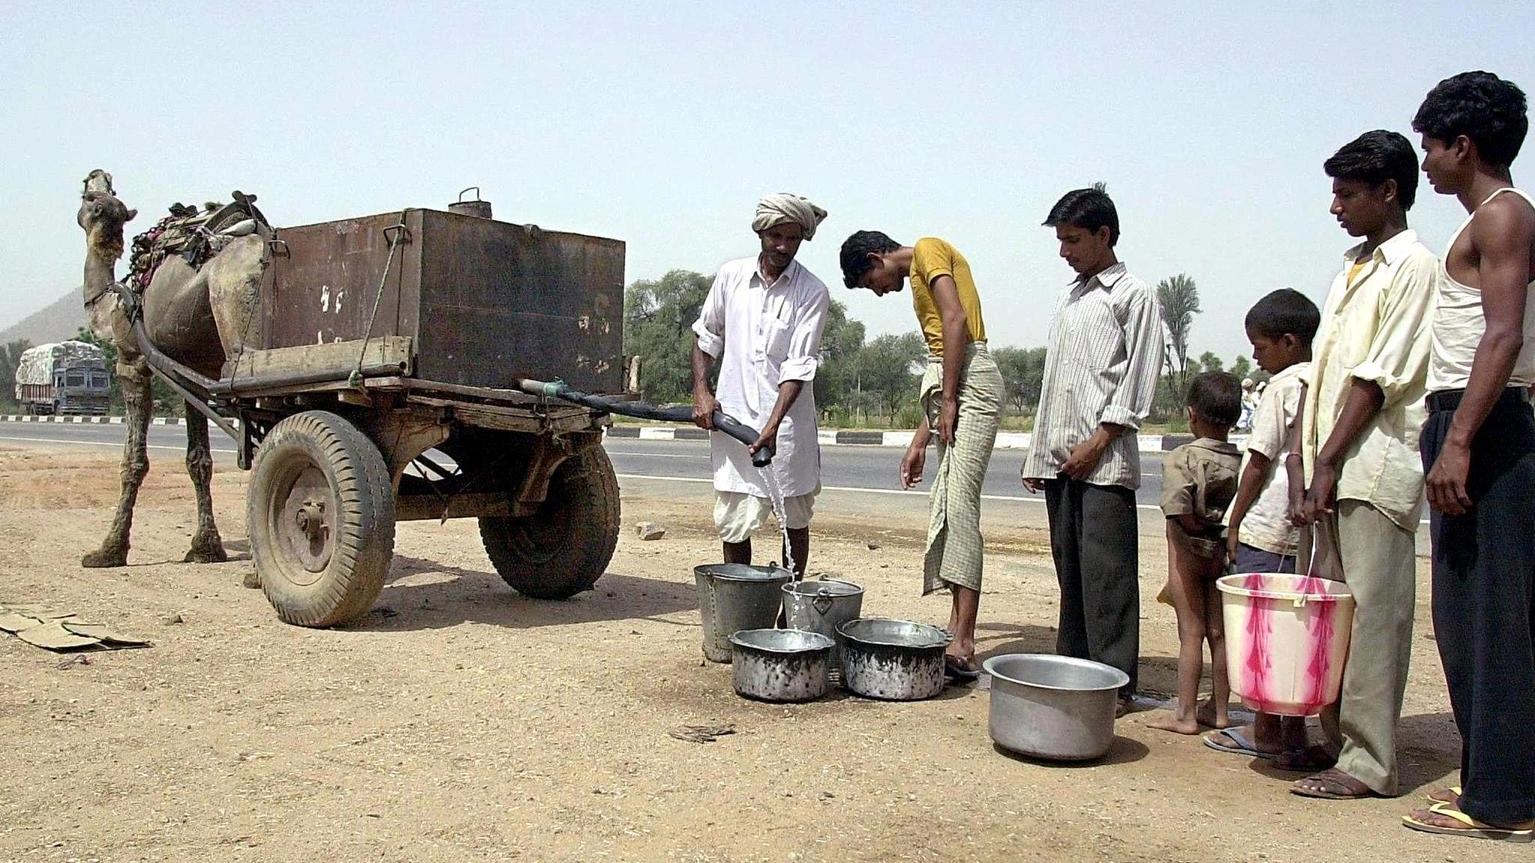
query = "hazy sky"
xmin=3 ymin=1 xmax=1532 ymax=363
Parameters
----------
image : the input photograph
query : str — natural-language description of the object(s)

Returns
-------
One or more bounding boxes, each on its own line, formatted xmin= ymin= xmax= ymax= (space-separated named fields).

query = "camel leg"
xmin=182 ymin=405 xmax=227 ymax=563
xmin=82 ymin=359 xmax=152 ymax=567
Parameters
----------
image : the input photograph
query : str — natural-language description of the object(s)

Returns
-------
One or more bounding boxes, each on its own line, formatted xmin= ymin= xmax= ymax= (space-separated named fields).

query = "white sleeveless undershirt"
xmin=1427 ymin=187 xmax=1535 ymax=392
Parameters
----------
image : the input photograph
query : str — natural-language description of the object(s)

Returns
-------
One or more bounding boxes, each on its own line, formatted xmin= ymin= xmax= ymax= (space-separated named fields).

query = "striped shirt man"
xmin=1021 ymin=262 xmax=1165 ymax=487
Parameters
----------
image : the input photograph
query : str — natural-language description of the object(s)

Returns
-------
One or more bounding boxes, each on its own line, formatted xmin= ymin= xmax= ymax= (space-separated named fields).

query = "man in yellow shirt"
xmin=1290 ymin=130 xmax=1439 ymax=801
xmin=839 ymin=231 xmax=1003 ymax=679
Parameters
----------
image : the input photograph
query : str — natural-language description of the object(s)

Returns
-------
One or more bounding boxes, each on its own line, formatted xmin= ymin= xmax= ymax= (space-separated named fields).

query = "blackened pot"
xmin=837 ymin=618 xmax=951 ymax=701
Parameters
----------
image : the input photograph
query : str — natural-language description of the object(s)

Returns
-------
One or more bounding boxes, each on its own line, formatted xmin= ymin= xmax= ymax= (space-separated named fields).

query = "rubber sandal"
xmin=1402 ymin=802 xmax=1534 ymax=842
xmin=943 ymin=655 xmax=980 ymax=681
xmin=1201 ymin=727 xmax=1274 ymax=760
xmin=1426 ymin=786 xmax=1462 ymax=805
xmin=1290 ymin=769 xmax=1375 ymax=800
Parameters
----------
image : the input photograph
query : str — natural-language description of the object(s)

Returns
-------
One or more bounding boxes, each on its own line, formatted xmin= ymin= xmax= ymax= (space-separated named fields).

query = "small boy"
xmin=1203 ymin=288 xmax=1333 ymax=769
xmin=1149 ymin=371 xmax=1242 ymax=735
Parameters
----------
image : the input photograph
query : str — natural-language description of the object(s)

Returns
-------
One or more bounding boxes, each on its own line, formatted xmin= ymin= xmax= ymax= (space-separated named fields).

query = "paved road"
xmin=0 ymin=421 xmax=1434 ymax=555
xmin=0 ymin=421 xmax=1169 ymax=507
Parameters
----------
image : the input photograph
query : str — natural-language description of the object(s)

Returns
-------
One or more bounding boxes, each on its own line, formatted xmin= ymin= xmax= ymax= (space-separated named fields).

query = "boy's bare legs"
xmin=1151 ymin=524 xmax=1211 ymax=734
xmin=1197 ymin=576 xmax=1231 ymax=729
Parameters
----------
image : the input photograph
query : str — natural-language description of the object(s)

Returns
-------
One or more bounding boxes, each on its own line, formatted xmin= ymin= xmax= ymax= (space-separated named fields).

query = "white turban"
xmin=752 ymin=193 xmax=828 ymax=241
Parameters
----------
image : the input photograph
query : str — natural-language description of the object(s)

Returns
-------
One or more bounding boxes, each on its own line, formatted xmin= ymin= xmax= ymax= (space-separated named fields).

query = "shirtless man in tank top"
xmin=1404 ymin=70 xmax=1535 ymax=843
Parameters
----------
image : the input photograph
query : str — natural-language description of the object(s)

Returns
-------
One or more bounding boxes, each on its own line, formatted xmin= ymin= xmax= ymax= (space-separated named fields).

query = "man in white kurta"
xmin=691 ymin=194 xmax=830 ymax=576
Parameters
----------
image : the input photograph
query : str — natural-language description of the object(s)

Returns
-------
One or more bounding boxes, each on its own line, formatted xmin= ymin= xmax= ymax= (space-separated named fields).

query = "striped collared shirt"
xmin=1020 ymin=263 xmax=1165 ymax=490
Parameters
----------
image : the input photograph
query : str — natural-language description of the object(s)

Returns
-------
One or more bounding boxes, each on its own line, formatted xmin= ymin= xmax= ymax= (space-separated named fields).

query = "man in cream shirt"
xmin=691 ymin=194 xmax=830 ymax=578
xmin=1290 ymin=131 xmax=1438 ymax=801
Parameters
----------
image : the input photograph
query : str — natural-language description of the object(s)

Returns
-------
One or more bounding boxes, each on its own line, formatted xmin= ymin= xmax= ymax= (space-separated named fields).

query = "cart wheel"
xmin=248 ymin=410 xmax=395 ymax=626
xmin=479 ymin=445 xmax=620 ymax=599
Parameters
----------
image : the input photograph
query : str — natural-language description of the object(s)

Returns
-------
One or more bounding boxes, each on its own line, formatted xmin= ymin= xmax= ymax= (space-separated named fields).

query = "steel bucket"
xmin=781 ymin=578 xmax=864 ymax=671
xmin=694 ymin=564 xmax=792 ymax=663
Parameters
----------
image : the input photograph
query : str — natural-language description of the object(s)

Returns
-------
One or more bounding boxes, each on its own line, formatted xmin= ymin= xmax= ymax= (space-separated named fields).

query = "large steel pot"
xmin=837 ymin=618 xmax=950 ymax=701
xmin=729 ymin=629 xmax=834 ymax=702
xmin=981 ymin=653 xmax=1129 ymax=761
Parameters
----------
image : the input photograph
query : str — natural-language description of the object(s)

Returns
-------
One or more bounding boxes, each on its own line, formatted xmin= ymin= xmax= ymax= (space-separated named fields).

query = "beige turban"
xmin=752 ymin=193 xmax=828 ymax=241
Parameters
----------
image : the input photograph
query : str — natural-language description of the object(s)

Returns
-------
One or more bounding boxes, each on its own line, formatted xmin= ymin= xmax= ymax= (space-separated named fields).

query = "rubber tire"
xmin=479 ymin=445 xmax=620 ymax=599
xmin=248 ymin=410 xmax=395 ymax=626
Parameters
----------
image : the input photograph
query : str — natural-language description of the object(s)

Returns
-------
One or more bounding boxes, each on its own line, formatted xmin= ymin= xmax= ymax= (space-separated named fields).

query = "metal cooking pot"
xmin=729 ymin=628 xmax=834 ymax=702
xmin=981 ymin=653 xmax=1129 ymax=761
xmin=837 ymin=618 xmax=951 ymax=701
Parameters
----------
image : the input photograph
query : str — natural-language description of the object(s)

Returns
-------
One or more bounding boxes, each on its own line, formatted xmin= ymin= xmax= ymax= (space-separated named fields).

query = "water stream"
xmin=756 ymin=463 xmax=797 ymax=578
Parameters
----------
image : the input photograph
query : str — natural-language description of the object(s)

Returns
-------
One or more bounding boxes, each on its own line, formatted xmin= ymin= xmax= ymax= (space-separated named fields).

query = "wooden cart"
xmin=134 ymin=207 xmax=632 ymax=626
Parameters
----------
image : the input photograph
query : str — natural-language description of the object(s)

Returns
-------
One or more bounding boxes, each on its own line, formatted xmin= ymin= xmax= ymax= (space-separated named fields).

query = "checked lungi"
xmin=919 ymin=342 xmax=1003 ymax=594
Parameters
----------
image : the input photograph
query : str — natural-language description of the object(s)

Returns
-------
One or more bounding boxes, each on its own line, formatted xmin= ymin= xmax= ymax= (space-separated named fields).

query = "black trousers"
xmin=1422 ymin=388 xmax=1535 ymax=825
xmin=1043 ymin=477 xmax=1140 ymax=694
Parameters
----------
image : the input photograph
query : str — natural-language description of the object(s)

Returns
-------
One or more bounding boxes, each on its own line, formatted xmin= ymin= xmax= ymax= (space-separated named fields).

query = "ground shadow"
xmin=1242 ymin=711 xmax=1462 ymax=794
xmin=973 ymin=622 xmax=1180 ymax=700
xmin=344 ymin=554 xmax=699 ymax=633
xmin=990 ymin=736 xmax=1150 ymax=767
xmin=973 ymin=621 xmax=1058 ymax=661
xmin=1390 ymin=711 xmax=1462 ymax=795
xmin=86 ymin=535 xmax=253 ymax=568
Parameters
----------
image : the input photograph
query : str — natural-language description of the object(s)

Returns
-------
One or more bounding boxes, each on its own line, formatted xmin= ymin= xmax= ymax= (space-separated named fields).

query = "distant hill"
xmin=0 ymin=290 xmax=85 ymax=348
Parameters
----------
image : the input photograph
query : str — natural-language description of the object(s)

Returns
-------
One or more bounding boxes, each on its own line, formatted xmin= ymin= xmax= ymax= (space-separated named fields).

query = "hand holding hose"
xmin=692 ymin=386 xmax=719 ymax=430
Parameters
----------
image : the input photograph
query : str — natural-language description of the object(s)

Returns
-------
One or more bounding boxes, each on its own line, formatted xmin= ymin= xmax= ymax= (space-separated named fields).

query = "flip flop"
xmin=943 ymin=655 xmax=981 ymax=681
xmin=1201 ymin=727 xmax=1274 ymax=760
xmin=1403 ymin=801 xmax=1534 ymax=842
xmin=1291 ymin=768 xmax=1375 ymax=800
xmin=1426 ymin=786 xmax=1462 ymax=805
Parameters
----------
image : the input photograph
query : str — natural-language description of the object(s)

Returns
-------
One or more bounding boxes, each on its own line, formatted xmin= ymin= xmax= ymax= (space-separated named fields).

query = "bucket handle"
xmin=811 ymin=589 xmax=834 ymax=616
xmin=457 ymin=186 xmax=481 ymax=203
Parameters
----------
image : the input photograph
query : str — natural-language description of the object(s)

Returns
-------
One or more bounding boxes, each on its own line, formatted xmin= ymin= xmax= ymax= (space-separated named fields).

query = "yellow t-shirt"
xmin=910 ymin=237 xmax=987 ymax=357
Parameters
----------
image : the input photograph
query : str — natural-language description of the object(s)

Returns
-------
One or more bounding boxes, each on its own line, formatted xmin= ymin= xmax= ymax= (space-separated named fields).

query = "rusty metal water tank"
xmin=448 ymin=186 xmax=492 ymax=219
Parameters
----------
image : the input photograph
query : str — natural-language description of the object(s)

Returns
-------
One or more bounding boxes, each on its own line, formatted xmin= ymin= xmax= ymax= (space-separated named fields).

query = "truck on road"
xmin=14 ymin=341 xmax=111 ymax=416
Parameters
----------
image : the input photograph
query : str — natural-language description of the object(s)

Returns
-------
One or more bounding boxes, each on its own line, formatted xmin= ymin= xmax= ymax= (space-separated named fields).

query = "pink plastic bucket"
xmin=1216 ymin=573 xmax=1355 ymax=716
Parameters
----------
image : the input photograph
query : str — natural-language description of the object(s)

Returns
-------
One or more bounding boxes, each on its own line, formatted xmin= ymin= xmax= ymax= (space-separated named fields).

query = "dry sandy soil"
xmin=0 ymin=443 xmax=1505 ymax=862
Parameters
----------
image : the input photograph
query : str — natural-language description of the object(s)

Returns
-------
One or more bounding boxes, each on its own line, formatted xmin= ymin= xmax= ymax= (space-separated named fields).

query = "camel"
xmin=76 ymin=170 xmax=270 ymax=567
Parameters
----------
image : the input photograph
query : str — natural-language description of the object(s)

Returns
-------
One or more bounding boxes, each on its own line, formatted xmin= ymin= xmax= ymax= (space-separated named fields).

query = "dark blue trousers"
xmin=1421 ymin=388 xmax=1535 ymax=825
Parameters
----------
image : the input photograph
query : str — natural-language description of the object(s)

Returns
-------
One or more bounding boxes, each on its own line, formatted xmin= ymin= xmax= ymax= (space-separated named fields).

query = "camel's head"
xmin=77 ymin=171 xmax=136 ymax=260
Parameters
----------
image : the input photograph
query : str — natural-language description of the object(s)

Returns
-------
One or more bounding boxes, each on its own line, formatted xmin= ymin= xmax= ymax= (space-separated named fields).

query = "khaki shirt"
xmin=1302 ymin=230 xmax=1438 ymax=531
xmin=1162 ymin=438 xmax=1242 ymax=559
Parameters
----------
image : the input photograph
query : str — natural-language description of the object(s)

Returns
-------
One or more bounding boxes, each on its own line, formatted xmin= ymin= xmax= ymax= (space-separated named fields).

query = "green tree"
xmin=812 ymin=299 xmax=865 ymax=418
xmin=0 ymin=338 xmax=33 ymax=412
xmin=622 ymin=270 xmax=713 ymax=403
xmin=1230 ymin=355 xmax=1254 ymax=382
xmin=1156 ymin=273 xmax=1201 ymax=408
xmin=856 ymin=332 xmax=926 ymax=421
xmin=1197 ymin=350 xmax=1224 ymax=373
xmin=992 ymin=345 xmax=1048 ymax=415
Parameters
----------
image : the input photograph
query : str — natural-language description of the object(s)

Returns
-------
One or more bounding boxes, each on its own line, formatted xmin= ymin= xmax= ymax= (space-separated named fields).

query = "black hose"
xmin=516 ymin=378 xmax=773 ymax=467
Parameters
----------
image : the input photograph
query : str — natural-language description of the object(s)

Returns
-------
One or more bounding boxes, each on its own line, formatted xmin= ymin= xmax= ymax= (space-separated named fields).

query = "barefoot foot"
xmin=1147 ymin=711 xmax=1201 ymax=734
xmin=1196 ymin=699 xmax=1231 ymax=729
